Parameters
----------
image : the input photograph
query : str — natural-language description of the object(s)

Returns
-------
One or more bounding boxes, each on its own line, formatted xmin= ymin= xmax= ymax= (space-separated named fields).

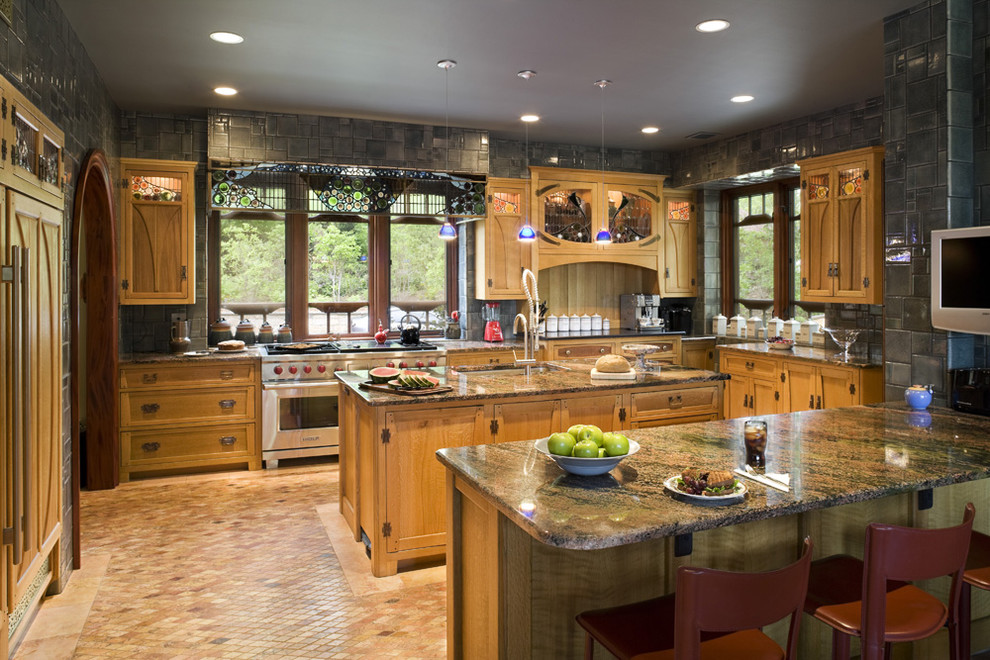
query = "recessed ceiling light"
xmin=520 ymin=114 xmax=540 ymax=123
xmin=517 ymin=70 xmax=537 ymax=80
xmin=696 ymin=19 xmax=730 ymax=33
xmin=214 ymin=87 xmax=238 ymax=96
xmin=210 ymin=31 xmax=244 ymax=44
xmin=731 ymin=95 xmax=754 ymax=103
xmin=641 ymin=126 xmax=660 ymax=134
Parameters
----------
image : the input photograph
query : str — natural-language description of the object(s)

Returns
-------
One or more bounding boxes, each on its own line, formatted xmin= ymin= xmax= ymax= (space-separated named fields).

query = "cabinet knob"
xmin=219 ymin=436 xmax=236 ymax=446
xmin=140 ymin=403 xmax=160 ymax=414
xmin=565 ymin=349 xmax=572 ymax=356
xmin=141 ymin=442 xmax=160 ymax=453
xmin=142 ymin=373 xmax=158 ymax=384
xmin=219 ymin=399 xmax=236 ymax=409
xmin=599 ymin=347 xmax=607 ymax=354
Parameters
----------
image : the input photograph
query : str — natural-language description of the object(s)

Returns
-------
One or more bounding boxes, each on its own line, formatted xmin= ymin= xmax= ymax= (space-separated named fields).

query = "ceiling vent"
xmin=686 ymin=131 xmax=718 ymax=140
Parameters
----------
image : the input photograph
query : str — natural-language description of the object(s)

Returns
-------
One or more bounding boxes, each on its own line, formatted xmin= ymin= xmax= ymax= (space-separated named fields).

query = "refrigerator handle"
xmin=21 ymin=246 xmax=32 ymax=560
xmin=3 ymin=246 xmax=27 ymax=564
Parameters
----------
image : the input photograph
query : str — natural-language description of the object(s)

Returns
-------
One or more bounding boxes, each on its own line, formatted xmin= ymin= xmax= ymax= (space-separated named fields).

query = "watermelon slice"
xmin=369 ymin=366 xmax=401 ymax=384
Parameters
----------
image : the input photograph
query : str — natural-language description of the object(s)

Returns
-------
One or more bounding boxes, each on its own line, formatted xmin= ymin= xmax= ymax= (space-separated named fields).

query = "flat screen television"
xmin=931 ymin=225 xmax=990 ymax=335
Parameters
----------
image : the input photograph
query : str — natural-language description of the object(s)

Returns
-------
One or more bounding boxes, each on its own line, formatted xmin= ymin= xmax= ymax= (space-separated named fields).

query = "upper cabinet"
xmin=0 ymin=80 xmax=65 ymax=209
xmin=660 ymin=190 xmax=697 ymax=297
xmin=119 ymin=158 xmax=197 ymax=305
xmin=531 ymin=167 xmax=664 ymax=270
xmin=798 ymin=146 xmax=883 ymax=305
xmin=475 ymin=177 xmax=535 ymax=299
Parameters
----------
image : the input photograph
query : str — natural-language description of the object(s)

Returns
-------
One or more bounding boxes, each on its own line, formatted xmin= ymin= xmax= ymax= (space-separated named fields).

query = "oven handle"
xmin=262 ymin=381 xmax=340 ymax=393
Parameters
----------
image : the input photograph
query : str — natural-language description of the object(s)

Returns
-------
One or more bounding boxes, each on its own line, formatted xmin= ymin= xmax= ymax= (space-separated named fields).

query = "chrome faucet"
xmin=515 ymin=269 xmax=541 ymax=372
xmin=513 ymin=313 xmax=535 ymax=366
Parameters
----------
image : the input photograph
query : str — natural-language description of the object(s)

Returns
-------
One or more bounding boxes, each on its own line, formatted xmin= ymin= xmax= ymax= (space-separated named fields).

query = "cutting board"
xmin=590 ymin=368 xmax=638 ymax=380
xmin=358 ymin=381 xmax=453 ymax=396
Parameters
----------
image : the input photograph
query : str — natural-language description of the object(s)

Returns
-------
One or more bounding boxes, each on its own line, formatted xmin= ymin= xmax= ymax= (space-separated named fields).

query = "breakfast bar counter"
xmin=437 ymin=404 xmax=990 ymax=659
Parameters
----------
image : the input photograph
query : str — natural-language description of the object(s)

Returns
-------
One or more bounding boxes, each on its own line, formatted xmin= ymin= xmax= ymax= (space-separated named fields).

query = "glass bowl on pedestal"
xmin=823 ymin=327 xmax=861 ymax=360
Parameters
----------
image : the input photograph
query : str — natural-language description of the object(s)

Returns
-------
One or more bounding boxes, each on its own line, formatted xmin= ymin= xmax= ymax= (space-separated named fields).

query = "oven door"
xmin=261 ymin=380 xmax=340 ymax=460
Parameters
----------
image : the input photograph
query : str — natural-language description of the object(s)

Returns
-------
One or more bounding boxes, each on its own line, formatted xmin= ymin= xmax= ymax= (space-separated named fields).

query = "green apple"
xmin=578 ymin=424 xmax=605 ymax=447
xmin=603 ymin=432 xmax=630 ymax=457
xmin=566 ymin=424 xmax=586 ymax=441
xmin=572 ymin=439 xmax=600 ymax=458
xmin=547 ymin=432 xmax=576 ymax=457
xmin=598 ymin=447 xmax=607 ymax=458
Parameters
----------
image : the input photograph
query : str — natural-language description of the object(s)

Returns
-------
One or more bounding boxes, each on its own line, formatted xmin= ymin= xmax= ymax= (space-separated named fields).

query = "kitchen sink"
xmin=452 ymin=363 xmax=569 ymax=376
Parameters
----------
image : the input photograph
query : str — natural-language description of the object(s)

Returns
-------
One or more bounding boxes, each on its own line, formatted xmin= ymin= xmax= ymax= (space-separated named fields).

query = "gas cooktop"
xmin=331 ymin=340 xmax=440 ymax=352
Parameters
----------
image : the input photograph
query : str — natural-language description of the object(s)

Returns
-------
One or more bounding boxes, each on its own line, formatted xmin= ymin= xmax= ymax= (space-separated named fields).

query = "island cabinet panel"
xmin=679 ymin=338 xmax=715 ymax=370
xmin=493 ymin=400 xmax=560 ymax=444
xmin=382 ymin=406 xmax=487 ymax=556
xmin=448 ymin=350 xmax=516 ymax=367
xmin=719 ymin=353 xmax=781 ymax=419
xmin=628 ymin=385 xmax=721 ymax=427
xmin=559 ymin=394 xmax=622 ymax=432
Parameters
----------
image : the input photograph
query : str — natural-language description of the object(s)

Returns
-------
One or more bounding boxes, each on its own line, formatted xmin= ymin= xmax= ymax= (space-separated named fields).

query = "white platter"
xmin=663 ymin=475 xmax=746 ymax=506
xmin=534 ymin=436 xmax=640 ymax=476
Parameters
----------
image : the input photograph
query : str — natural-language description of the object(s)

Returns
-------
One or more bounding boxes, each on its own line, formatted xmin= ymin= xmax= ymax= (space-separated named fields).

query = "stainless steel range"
xmin=260 ymin=340 xmax=445 ymax=467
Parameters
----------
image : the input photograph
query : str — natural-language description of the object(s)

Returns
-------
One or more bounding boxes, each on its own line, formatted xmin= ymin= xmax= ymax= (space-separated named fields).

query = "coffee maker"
xmin=619 ymin=294 xmax=663 ymax=330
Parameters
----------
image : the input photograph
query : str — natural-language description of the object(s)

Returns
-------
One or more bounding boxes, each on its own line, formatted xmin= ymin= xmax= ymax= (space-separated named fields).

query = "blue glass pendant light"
xmin=517 ymin=85 xmax=539 ymax=243
xmin=594 ymin=79 xmax=612 ymax=244
xmin=439 ymin=220 xmax=457 ymax=240
xmin=438 ymin=58 xmax=458 ymax=241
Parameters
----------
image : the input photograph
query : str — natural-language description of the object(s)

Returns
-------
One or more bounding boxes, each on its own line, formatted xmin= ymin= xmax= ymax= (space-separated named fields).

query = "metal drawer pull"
xmin=141 ymin=442 xmax=160 ymax=452
xmin=743 ymin=394 xmax=749 ymax=408
xmin=140 ymin=403 xmax=160 ymax=414
xmin=142 ymin=373 xmax=158 ymax=384
xmin=668 ymin=394 xmax=683 ymax=408
xmin=219 ymin=436 xmax=237 ymax=446
xmin=219 ymin=399 xmax=236 ymax=409
xmin=745 ymin=361 xmax=754 ymax=370
xmin=816 ymin=395 xmax=822 ymax=409
xmin=219 ymin=370 xmax=234 ymax=380
xmin=809 ymin=394 xmax=814 ymax=409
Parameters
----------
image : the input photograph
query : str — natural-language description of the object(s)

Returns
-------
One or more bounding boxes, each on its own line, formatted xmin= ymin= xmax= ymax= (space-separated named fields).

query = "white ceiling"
xmin=56 ymin=0 xmax=919 ymax=151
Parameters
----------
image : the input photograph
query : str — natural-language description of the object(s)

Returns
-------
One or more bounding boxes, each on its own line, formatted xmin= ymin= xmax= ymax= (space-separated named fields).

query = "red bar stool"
xmin=958 ymin=530 xmax=990 ymax=657
xmin=803 ymin=502 xmax=974 ymax=660
xmin=575 ymin=537 xmax=812 ymax=659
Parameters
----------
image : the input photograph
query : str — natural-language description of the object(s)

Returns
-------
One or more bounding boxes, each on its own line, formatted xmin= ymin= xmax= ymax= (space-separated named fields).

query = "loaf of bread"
xmin=594 ymin=353 xmax=631 ymax=373
xmin=217 ymin=339 xmax=246 ymax=351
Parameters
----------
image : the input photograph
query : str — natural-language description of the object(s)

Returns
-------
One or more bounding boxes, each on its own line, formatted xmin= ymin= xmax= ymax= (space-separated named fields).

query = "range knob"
xmin=273 ymin=366 xmax=283 ymax=375
xmin=399 ymin=361 xmax=408 ymax=368
xmin=428 ymin=360 xmax=437 ymax=367
xmin=416 ymin=360 xmax=425 ymax=367
xmin=317 ymin=365 xmax=326 ymax=373
xmin=289 ymin=366 xmax=298 ymax=374
xmin=334 ymin=367 xmax=343 ymax=372
xmin=303 ymin=365 xmax=312 ymax=374
xmin=386 ymin=362 xmax=395 ymax=368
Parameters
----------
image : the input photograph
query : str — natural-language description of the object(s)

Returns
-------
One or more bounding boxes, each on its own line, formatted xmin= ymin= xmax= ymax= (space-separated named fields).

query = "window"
xmin=721 ymin=178 xmax=819 ymax=324
xmin=211 ymin=211 xmax=456 ymax=340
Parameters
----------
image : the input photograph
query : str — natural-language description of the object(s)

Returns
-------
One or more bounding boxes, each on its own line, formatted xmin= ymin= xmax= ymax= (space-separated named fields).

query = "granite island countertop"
xmin=436 ymin=404 xmax=990 ymax=550
xmin=717 ymin=341 xmax=882 ymax=368
xmin=335 ymin=359 xmax=727 ymax=406
xmin=120 ymin=348 xmax=264 ymax=364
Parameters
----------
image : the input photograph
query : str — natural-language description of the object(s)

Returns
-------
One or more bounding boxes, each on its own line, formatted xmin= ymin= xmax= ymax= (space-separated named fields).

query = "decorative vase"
xmin=904 ymin=384 xmax=934 ymax=410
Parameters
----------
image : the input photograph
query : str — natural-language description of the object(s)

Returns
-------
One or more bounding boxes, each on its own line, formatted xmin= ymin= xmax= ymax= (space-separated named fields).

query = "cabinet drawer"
xmin=553 ymin=343 xmax=613 ymax=359
xmin=121 ymin=386 xmax=255 ymax=426
xmin=720 ymin=354 xmax=778 ymax=380
xmin=120 ymin=362 xmax=255 ymax=389
xmin=123 ymin=423 xmax=255 ymax=464
xmin=630 ymin=386 xmax=719 ymax=420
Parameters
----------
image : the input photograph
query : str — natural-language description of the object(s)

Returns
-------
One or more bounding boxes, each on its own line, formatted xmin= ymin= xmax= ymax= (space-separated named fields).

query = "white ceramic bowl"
xmin=765 ymin=338 xmax=795 ymax=351
xmin=534 ymin=436 xmax=640 ymax=476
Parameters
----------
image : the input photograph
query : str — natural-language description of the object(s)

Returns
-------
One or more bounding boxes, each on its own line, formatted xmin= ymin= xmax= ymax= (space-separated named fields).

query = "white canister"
xmin=591 ymin=313 xmax=603 ymax=331
xmin=546 ymin=314 xmax=558 ymax=333
xmin=812 ymin=329 xmax=826 ymax=347
xmin=728 ymin=314 xmax=747 ymax=337
xmin=557 ymin=314 xmax=570 ymax=333
xmin=747 ymin=315 xmax=764 ymax=339
xmin=570 ymin=314 xmax=581 ymax=333
xmin=798 ymin=319 xmax=820 ymax=345
xmin=580 ymin=313 xmax=592 ymax=331
xmin=603 ymin=317 xmax=611 ymax=331
xmin=782 ymin=318 xmax=800 ymax=341
xmin=712 ymin=314 xmax=727 ymax=336
xmin=766 ymin=317 xmax=784 ymax=339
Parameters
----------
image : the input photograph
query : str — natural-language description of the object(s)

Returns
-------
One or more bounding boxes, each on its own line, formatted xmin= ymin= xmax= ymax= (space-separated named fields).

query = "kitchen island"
xmin=335 ymin=360 xmax=727 ymax=576
xmin=437 ymin=404 xmax=990 ymax=659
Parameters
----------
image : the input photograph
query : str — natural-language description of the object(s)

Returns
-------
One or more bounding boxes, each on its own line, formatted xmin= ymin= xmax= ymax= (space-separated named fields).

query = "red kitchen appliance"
xmin=483 ymin=302 xmax=503 ymax=342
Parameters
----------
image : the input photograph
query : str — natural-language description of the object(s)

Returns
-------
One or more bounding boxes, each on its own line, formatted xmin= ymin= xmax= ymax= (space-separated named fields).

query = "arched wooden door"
xmin=69 ymin=149 xmax=119 ymax=561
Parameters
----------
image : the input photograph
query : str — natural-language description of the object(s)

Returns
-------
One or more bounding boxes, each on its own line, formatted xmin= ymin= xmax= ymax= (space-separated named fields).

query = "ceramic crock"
xmin=904 ymin=384 xmax=934 ymax=410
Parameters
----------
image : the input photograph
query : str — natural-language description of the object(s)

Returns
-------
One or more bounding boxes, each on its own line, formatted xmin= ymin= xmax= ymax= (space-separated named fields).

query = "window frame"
xmin=208 ymin=210 xmax=458 ymax=340
xmin=719 ymin=177 xmax=821 ymax=320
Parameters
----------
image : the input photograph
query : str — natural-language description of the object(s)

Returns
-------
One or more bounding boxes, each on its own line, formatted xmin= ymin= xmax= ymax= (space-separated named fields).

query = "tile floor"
xmin=12 ymin=461 xmax=447 ymax=659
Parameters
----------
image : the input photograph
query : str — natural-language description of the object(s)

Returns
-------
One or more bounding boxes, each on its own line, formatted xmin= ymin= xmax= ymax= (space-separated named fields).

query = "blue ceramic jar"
xmin=904 ymin=384 xmax=934 ymax=410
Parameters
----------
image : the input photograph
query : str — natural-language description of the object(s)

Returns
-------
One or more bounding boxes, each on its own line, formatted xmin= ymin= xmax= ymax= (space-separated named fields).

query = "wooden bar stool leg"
xmin=959 ymin=581 xmax=972 ymax=660
xmin=584 ymin=633 xmax=594 ymax=660
xmin=832 ymin=629 xmax=851 ymax=660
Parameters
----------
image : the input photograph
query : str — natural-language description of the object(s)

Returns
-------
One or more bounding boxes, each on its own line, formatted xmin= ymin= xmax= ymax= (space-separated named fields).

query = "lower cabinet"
xmin=447 ymin=349 xmax=518 ymax=367
xmin=118 ymin=359 xmax=262 ymax=481
xmin=680 ymin=339 xmax=715 ymax=370
xmin=340 ymin=379 xmax=723 ymax=576
xmin=718 ymin=348 xmax=882 ymax=419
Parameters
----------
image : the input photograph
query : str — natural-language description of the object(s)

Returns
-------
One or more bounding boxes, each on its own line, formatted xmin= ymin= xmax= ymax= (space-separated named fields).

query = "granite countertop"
xmin=335 ymin=359 xmax=727 ymax=406
xmin=717 ymin=342 xmax=882 ymax=368
xmin=436 ymin=404 xmax=990 ymax=550
xmin=120 ymin=348 xmax=264 ymax=364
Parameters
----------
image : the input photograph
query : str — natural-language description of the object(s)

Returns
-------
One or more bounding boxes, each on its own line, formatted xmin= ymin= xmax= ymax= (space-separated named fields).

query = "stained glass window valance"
xmin=209 ymin=162 xmax=486 ymax=217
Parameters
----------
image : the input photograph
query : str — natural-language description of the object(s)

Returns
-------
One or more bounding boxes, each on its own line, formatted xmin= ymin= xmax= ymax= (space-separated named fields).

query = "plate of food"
xmin=765 ymin=336 xmax=795 ymax=351
xmin=664 ymin=469 xmax=746 ymax=506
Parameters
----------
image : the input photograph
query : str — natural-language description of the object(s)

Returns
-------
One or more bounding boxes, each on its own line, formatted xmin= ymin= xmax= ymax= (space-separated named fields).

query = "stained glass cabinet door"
xmin=541 ymin=186 xmax=594 ymax=244
xmin=119 ymin=158 xmax=197 ymax=304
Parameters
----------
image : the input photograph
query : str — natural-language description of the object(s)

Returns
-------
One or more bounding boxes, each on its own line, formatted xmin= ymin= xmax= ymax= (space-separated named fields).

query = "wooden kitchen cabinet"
xmin=118 ymin=359 xmax=261 ymax=481
xmin=531 ymin=167 xmax=664 ymax=270
xmin=475 ymin=178 xmax=534 ymax=299
xmin=782 ymin=360 xmax=882 ymax=412
xmin=448 ymin=349 xmax=518 ymax=367
xmin=493 ymin=400 xmax=561 ymax=444
xmin=119 ymin=158 xmax=197 ymax=304
xmin=661 ymin=190 xmax=698 ymax=297
xmin=718 ymin=353 xmax=781 ymax=419
xmin=627 ymin=385 xmax=721 ymax=428
xmin=680 ymin=338 xmax=715 ymax=371
xmin=798 ymin=146 xmax=883 ymax=304
xmin=560 ymin=394 xmax=623 ymax=431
